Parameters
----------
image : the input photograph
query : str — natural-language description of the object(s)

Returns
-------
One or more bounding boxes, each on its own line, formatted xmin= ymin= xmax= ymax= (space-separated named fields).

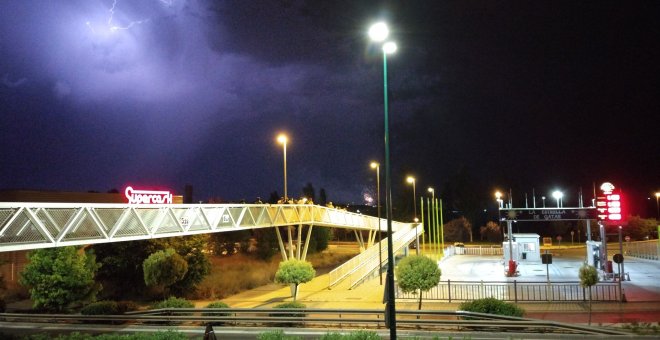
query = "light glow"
xmin=368 ymin=22 xmax=389 ymax=42
xmin=383 ymin=41 xmax=397 ymax=54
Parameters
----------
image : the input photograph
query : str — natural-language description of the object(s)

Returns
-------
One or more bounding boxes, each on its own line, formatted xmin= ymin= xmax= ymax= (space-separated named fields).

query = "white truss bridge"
xmin=0 ymin=203 xmax=413 ymax=253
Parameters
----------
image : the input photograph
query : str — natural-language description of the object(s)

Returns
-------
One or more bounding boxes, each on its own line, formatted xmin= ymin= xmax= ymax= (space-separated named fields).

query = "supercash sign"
xmin=124 ymin=186 xmax=173 ymax=204
xmin=595 ymin=182 xmax=624 ymax=224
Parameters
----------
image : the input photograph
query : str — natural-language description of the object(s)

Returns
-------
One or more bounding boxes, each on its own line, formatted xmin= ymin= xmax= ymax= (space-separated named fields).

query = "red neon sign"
xmin=124 ymin=186 xmax=173 ymax=204
xmin=596 ymin=182 xmax=624 ymax=223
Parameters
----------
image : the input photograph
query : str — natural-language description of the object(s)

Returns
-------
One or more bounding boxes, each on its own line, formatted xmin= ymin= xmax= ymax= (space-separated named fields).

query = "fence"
xmin=625 ymin=240 xmax=660 ymax=260
xmin=397 ymin=280 xmax=621 ymax=302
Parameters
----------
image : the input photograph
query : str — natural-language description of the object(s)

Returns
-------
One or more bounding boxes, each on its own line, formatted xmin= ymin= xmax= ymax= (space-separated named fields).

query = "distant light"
xmin=277 ymin=134 xmax=288 ymax=144
xmin=552 ymin=191 xmax=563 ymax=200
xmin=428 ymin=187 xmax=434 ymax=193
xmin=406 ymin=176 xmax=415 ymax=184
xmin=368 ymin=22 xmax=389 ymax=42
xmin=370 ymin=161 xmax=379 ymax=169
xmin=383 ymin=41 xmax=397 ymax=54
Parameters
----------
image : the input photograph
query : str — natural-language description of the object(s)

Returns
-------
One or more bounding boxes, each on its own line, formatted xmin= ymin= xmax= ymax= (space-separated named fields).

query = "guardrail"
xmin=396 ymin=280 xmax=621 ymax=302
xmin=0 ymin=308 xmax=631 ymax=336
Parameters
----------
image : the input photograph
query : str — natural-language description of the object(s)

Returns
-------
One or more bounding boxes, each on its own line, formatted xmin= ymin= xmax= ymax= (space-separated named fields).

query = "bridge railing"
xmin=328 ymin=223 xmax=421 ymax=288
xmin=0 ymin=203 xmax=402 ymax=252
xmin=624 ymin=240 xmax=659 ymax=260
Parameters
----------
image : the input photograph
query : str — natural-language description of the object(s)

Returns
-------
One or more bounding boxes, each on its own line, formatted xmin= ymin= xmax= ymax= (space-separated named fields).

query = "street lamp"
xmin=655 ymin=192 xmax=660 ymax=218
xmin=542 ymin=196 xmax=546 ymax=208
xmin=407 ymin=176 xmax=417 ymax=221
xmin=428 ymin=187 xmax=435 ymax=254
xmin=277 ymin=134 xmax=288 ymax=201
xmin=369 ymin=21 xmax=397 ymax=337
xmin=552 ymin=190 xmax=563 ymax=208
xmin=370 ymin=162 xmax=383 ymax=285
xmin=495 ymin=191 xmax=503 ymax=208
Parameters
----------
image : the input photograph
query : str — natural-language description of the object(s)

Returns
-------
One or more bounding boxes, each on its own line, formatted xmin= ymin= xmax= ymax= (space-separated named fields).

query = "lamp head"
xmin=406 ymin=176 xmax=415 ymax=184
xmin=368 ymin=22 xmax=389 ymax=42
xmin=383 ymin=41 xmax=397 ymax=54
xmin=276 ymin=134 xmax=288 ymax=145
xmin=370 ymin=161 xmax=379 ymax=169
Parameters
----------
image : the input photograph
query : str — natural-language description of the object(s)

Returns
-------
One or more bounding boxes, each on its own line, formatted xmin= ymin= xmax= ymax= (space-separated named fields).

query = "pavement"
xmin=213 ymin=251 xmax=660 ymax=326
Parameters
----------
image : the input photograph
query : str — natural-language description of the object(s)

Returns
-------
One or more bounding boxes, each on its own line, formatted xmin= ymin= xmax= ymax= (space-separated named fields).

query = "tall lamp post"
xmin=369 ymin=21 xmax=397 ymax=337
xmin=655 ymin=192 xmax=660 ymax=218
xmin=371 ymin=161 xmax=383 ymax=285
xmin=277 ymin=134 xmax=288 ymax=201
xmin=407 ymin=176 xmax=419 ymax=254
xmin=428 ymin=187 xmax=435 ymax=254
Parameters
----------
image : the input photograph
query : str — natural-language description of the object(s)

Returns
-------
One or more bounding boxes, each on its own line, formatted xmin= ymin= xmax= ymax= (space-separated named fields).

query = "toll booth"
xmin=586 ymin=240 xmax=602 ymax=269
xmin=503 ymin=233 xmax=541 ymax=262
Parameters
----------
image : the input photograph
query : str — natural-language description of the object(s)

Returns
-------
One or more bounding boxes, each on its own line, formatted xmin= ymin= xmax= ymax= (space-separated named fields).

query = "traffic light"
xmin=596 ymin=182 xmax=624 ymax=224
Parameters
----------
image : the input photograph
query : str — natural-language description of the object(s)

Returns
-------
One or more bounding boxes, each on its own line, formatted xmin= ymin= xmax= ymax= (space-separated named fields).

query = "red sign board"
xmin=124 ymin=186 xmax=173 ymax=204
xmin=596 ymin=182 xmax=624 ymax=224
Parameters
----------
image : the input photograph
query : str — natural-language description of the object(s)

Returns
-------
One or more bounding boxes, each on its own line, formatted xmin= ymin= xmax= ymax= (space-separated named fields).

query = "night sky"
xmin=1 ymin=1 xmax=658 ymax=214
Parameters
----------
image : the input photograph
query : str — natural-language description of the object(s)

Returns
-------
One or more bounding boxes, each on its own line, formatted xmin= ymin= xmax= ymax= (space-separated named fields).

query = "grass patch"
xmin=194 ymin=247 xmax=357 ymax=300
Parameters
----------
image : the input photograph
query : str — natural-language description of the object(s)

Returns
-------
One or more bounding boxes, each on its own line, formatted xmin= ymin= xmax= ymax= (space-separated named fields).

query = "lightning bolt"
xmin=86 ymin=0 xmax=167 ymax=35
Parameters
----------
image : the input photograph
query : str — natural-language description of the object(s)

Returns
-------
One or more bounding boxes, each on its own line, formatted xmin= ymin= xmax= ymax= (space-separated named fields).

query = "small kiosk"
xmin=503 ymin=233 xmax=541 ymax=262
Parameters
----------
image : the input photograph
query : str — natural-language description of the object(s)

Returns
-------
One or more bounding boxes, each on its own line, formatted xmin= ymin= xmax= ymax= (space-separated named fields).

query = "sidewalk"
xmin=216 ymin=272 xmax=660 ymax=325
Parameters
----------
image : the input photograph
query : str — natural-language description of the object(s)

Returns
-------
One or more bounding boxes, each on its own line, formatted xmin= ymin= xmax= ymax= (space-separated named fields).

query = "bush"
xmin=202 ymin=301 xmax=230 ymax=325
xmin=270 ymin=302 xmax=306 ymax=327
xmin=459 ymin=297 xmax=525 ymax=317
xmin=320 ymin=331 xmax=382 ymax=339
xmin=116 ymin=300 xmax=138 ymax=314
xmin=257 ymin=330 xmax=302 ymax=340
xmin=150 ymin=296 xmax=194 ymax=309
xmin=80 ymin=301 xmax=119 ymax=315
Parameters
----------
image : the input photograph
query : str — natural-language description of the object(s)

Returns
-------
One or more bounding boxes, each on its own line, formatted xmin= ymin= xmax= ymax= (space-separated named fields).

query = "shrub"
xmin=257 ymin=330 xmax=302 ymax=340
xmin=80 ymin=301 xmax=119 ymax=315
xmin=116 ymin=300 xmax=138 ymax=314
xmin=270 ymin=302 xmax=306 ymax=327
xmin=150 ymin=296 xmax=194 ymax=309
xmin=202 ymin=301 xmax=230 ymax=325
xmin=320 ymin=331 xmax=382 ymax=339
xmin=459 ymin=297 xmax=524 ymax=317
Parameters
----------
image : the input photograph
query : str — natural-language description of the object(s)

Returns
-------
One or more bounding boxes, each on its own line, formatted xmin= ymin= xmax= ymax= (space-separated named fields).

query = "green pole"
xmin=439 ymin=198 xmax=445 ymax=254
xmin=420 ymin=196 xmax=425 ymax=253
xmin=435 ymin=197 xmax=440 ymax=255
xmin=427 ymin=197 xmax=433 ymax=256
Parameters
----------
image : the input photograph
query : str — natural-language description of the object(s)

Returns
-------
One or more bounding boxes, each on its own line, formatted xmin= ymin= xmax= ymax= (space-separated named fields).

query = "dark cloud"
xmin=0 ymin=0 xmax=658 ymax=212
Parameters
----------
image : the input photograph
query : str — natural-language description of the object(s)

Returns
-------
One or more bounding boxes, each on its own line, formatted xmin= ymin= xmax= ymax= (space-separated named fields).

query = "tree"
xmin=143 ymin=248 xmax=189 ymax=296
xmin=395 ymin=255 xmax=441 ymax=310
xmin=625 ymin=216 xmax=658 ymax=240
xmin=20 ymin=247 xmax=101 ymax=312
xmin=479 ymin=221 xmax=502 ymax=242
xmin=579 ymin=264 xmax=598 ymax=325
xmin=318 ymin=188 xmax=327 ymax=206
xmin=302 ymin=182 xmax=316 ymax=202
xmin=443 ymin=217 xmax=472 ymax=242
xmin=274 ymin=259 xmax=315 ymax=301
xmin=147 ymin=235 xmax=211 ymax=296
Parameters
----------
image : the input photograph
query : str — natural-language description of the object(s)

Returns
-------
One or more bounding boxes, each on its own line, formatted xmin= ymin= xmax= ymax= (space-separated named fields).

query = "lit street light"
xmin=370 ymin=161 xmax=383 ymax=285
xmin=407 ymin=176 xmax=417 ymax=221
xmin=655 ymin=192 xmax=660 ymax=218
xmin=277 ymin=134 xmax=288 ymax=201
xmin=495 ymin=191 xmax=503 ymax=208
xmin=552 ymin=190 xmax=563 ymax=208
xmin=369 ymin=21 xmax=397 ymax=337
xmin=428 ymin=187 xmax=435 ymax=254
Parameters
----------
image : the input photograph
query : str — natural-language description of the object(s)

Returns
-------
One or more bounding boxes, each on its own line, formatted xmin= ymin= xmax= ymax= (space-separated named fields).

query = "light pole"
xmin=371 ymin=161 xmax=383 ymax=285
xmin=655 ymin=192 xmax=660 ymax=218
xmin=407 ymin=176 xmax=417 ymax=221
xmin=552 ymin=190 xmax=563 ymax=208
xmin=277 ymin=134 xmax=288 ymax=201
xmin=369 ymin=21 xmax=397 ymax=337
xmin=428 ymin=187 xmax=435 ymax=254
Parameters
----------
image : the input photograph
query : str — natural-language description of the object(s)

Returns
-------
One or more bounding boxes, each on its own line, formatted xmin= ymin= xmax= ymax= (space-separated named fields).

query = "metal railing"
xmin=328 ymin=223 xmax=422 ymax=288
xmin=397 ymin=280 xmax=621 ymax=302
xmin=624 ymin=240 xmax=659 ymax=260
xmin=0 ymin=308 xmax=631 ymax=336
